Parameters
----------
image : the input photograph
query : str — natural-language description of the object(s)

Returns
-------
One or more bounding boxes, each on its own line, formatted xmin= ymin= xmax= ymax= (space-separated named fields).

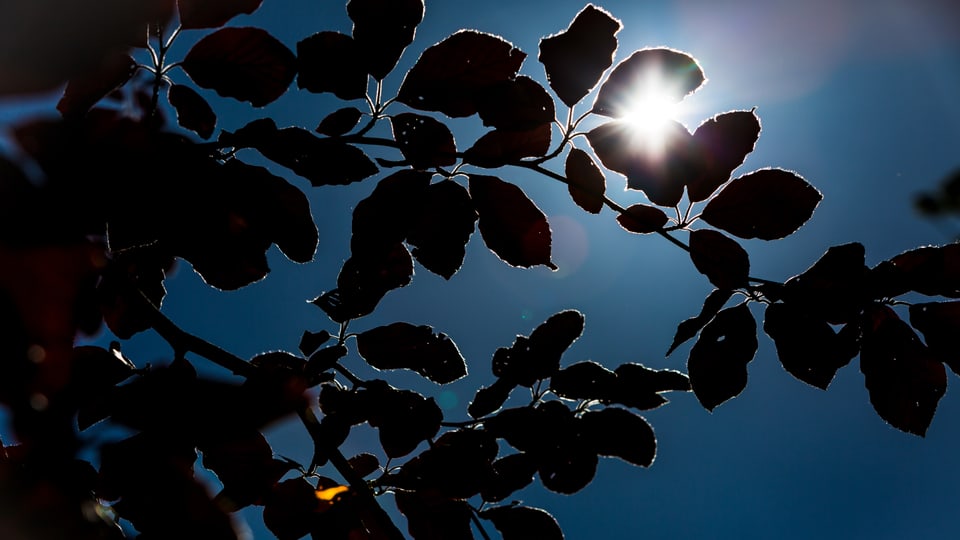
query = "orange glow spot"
xmin=315 ymin=485 xmax=349 ymax=502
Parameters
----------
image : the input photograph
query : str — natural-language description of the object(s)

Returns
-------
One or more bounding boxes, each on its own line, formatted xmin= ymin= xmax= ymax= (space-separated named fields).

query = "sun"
xmin=619 ymin=86 xmax=684 ymax=157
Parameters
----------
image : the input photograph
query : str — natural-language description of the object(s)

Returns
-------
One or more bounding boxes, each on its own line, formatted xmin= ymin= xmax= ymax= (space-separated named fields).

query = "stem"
xmin=471 ymin=510 xmax=493 ymax=540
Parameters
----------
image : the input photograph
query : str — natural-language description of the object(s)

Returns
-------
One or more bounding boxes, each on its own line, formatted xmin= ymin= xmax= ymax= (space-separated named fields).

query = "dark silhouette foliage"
xmin=0 ymin=1 xmax=958 ymax=538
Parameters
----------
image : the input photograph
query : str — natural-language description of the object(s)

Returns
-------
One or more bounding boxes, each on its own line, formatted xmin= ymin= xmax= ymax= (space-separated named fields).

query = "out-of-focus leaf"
xmin=667 ymin=288 xmax=734 ymax=356
xmin=57 ymin=52 xmax=135 ymax=117
xmin=347 ymin=0 xmax=424 ymax=80
xmin=397 ymin=30 xmax=526 ymax=117
xmin=468 ymin=378 xmax=516 ymax=418
xmin=481 ymin=506 xmax=564 ymax=540
xmin=477 ymin=76 xmax=555 ymax=131
xmin=395 ymin=490 xmax=473 ymax=540
xmin=492 ymin=310 xmax=584 ymax=386
xmin=763 ymin=302 xmax=854 ymax=390
xmin=565 ymin=148 xmax=606 ymax=214
xmin=262 ymin=478 xmax=317 ymax=540
xmin=178 ymin=0 xmax=262 ymax=30
xmin=686 ymin=110 xmax=761 ymax=202
xmin=783 ymin=243 xmax=868 ymax=324
xmin=687 ymin=303 xmax=758 ymax=411
xmin=689 ymin=229 xmax=749 ymax=290
xmin=586 ymin=120 xmax=694 ymax=207
xmin=469 ymin=174 xmax=556 ymax=270
xmin=356 ymin=322 xmax=467 ymax=384
xmin=861 ymin=305 xmax=946 ymax=437
xmin=296 ymin=31 xmax=367 ymax=100
xmin=168 ymin=84 xmax=217 ymax=139
xmin=910 ymin=301 xmax=960 ymax=375
xmin=580 ymin=407 xmax=655 ymax=467
xmin=701 ymin=168 xmax=822 ymax=240
xmin=390 ymin=112 xmax=457 ymax=168
xmin=464 ymin=124 xmax=552 ymax=168
xmin=407 ymin=180 xmax=478 ymax=279
xmin=593 ymin=48 xmax=705 ymax=117
xmin=182 ymin=27 xmax=296 ymax=107
xmin=871 ymin=243 xmax=960 ymax=299
xmin=616 ymin=204 xmax=668 ymax=234
xmin=316 ymin=107 xmax=363 ymax=136
xmin=538 ymin=4 xmax=621 ymax=107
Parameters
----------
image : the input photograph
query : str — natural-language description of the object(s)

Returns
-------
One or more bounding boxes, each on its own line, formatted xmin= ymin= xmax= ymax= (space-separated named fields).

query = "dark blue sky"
xmin=5 ymin=1 xmax=960 ymax=539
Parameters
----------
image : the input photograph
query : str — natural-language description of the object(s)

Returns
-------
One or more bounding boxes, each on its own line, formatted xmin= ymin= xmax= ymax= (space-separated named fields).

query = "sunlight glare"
xmin=620 ymin=85 xmax=683 ymax=157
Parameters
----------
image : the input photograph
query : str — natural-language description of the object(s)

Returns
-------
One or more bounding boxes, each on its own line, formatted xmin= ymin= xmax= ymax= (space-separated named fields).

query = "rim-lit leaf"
xmin=481 ymin=452 xmax=539 ymax=502
xmin=549 ymin=361 xmax=617 ymax=401
xmin=593 ymin=48 xmax=705 ymax=117
xmin=667 ymin=288 xmax=734 ymax=356
xmin=784 ymin=243 xmax=868 ymax=324
xmin=168 ymin=84 xmax=216 ymax=139
xmin=296 ymin=31 xmax=367 ymax=100
xmin=397 ymin=30 xmax=526 ymax=117
xmin=469 ymin=174 xmax=556 ymax=270
xmin=182 ymin=27 xmax=296 ymax=107
xmin=406 ymin=180 xmax=478 ymax=279
xmin=763 ymin=302 xmax=854 ymax=390
xmin=356 ymin=322 xmax=467 ymax=384
xmin=701 ymin=168 xmax=822 ymax=240
xmin=57 ymin=52 xmax=135 ymax=116
xmin=346 ymin=452 xmax=380 ymax=478
xmin=477 ymin=76 xmax=555 ymax=131
xmin=616 ymin=204 xmax=668 ymax=234
xmin=492 ymin=310 xmax=584 ymax=386
xmin=178 ymin=0 xmax=262 ymax=29
xmin=315 ymin=107 xmax=363 ymax=136
xmin=539 ymin=4 xmax=621 ymax=107
xmin=298 ymin=330 xmax=331 ymax=357
xmin=390 ymin=112 xmax=457 ymax=168
xmin=687 ymin=110 xmax=761 ymax=202
xmin=687 ymin=303 xmax=758 ymax=411
xmin=468 ymin=378 xmax=516 ymax=418
xmin=580 ymin=407 xmax=655 ymax=467
xmin=395 ymin=491 xmax=473 ymax=540
xmin=347 ymin=0 xmax=424 ymax=80
xmin=481 ymin=506 xmax=564 ymax=540
xmin=871 ymin=243 xmax=960 ymax=299
xmin=565 ymin=148 xmax=606 ymax=214
xmin=910 ymin=301 xmax=960 ymax=375
xmin=689 ymin=229 xmax=749 ymax=290
xmin=315 ymin=242 xmax=413 ymax=322
xmin=464 ymin=123 xmax=552 ymax=168
xmin=365 ymin=382 xmax=443 ymax=458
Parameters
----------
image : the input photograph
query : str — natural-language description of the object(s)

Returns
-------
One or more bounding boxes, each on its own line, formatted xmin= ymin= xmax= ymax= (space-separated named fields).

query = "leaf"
xmin=397 ymin=30 xmax=526 ymax=117
xmin=469 ymin=174 xmax=556 ymax=269
xmin=406 ymin=180 xmax=478 ymax=279
xmin=667 ymin=288 xmax=734 ymax=356
xmin=97 ymin=245 xmax=174 ymax=340
xmin=565 ymin=148 xmax=606 ymax=213
xmin=262 ymin=478 xmax=318 ymax=540
xmin=593 ymin=48 xmax=705 ymax=117
xmin=390 ymin=113 xmax=457 ymax=168
xmin=783 ymin=243 xmax=868 ymax=324
xmin=477 ymin=76 xmax=556 ymax=131
xmin=492 ymin=310 xmax=584 ymax=386
xmin=700 ymin=168 xmax=822 ymax=240
xmin=580 ymin=407 xmax=656 ymax=467
xmin=314 ymin=242 xmax=413 ymax=322
xmin=200 ymin=430 xmax=289 ymax=510
xmin=763 ymin=302 xmax=854 ymax=390
xmin=464 ymin=124 xmax=552 ymax=168
xmin=910 ymin=301 xmax=960 ymax=375
xmin=687 ymin=303 xmax=758 ymax=411
xmin=364 ymin=382 xmax=443 ymax=458
xmin=616 ymin=204 xmax=668 ymax=234
xmin=351 ymin=169 xmax=432 ymax=252
xmin=395 ymin=491 xmax=474 ymax=540
xmin=607 ymin=363 xmax=688 ymax=410
xmin=178 ymin=0 xmax=263 ymax=29
xmin=168 ymin=84 xmax=217 ymax=139
xmin=482 ymin=452 xmax=539 ymax=502
xmin=347 ymin=0 xmax=424 ymax=80
xmin=861 ymin=306 xmax=946 ymax=436
xmin=586 ymin=120 xmax=694 ymax=207
xmin=538 ymin=4 xmax=621 ymax=107
xmin=871 ymin=244 xmax=960 ymax=299
xmin=57 ymin=52 xmax=135 ymax=116
xmin=315 ymin=107 xmax=363 ymax=136
xmin=182 ymin=27 xmax=296 ymax=107
xmin=481 ymin=506 xmax=564 ymax=540
xmin=296 ymin=31 xmax=367 ymax=100
xmin=687 ymin=110 xmax=761 ymax=202
xmin=298 ymin=330 xmax=331 ymax=357
xmin=688 ymin=229 xmax=750 ymax=290
xmin=549 ymin=361 xmax=617 ymax=401
xmin=356 ymin=322 xmax=468 ymax=384
xmin=346 ymin=452 xmax=381 ymax=478
xmin=468 ymin=378 xmax=516 ymax=418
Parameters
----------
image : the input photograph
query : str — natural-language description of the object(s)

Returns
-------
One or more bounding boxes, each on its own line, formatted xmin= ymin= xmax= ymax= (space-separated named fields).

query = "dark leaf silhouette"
xmin=477 ymin=76 xmax=555 ymax=131
xmin=539 ymin=4 xmax=621 ymax=107
xmin=390 ymin=112 xmax=457 ymax=168
xmin=178 ymin=0 xmax=263 ymax=29
xmin=586 ymin=120 xmax=694 ymax=207
xmin=384 ymin=429 xmax=498 ymax=499
xmin=305 ymin=344 xmax=347 ymax=383
xmin=783 ymin=243 xmax=868 ymax=324
xmin=667 ymin=288 xmax=734 ymax=355
xmin=593 ymin=48 xmax=705 ymax=117
xmin=97 ymin=245 xmax=174 ymax=339
xmin=296 ymin=31 xmax=367 ymax=100
xmin=57 ymin=52 xmax=135 ymax=116
xmin=763 ymin=302 xmax=854 ymax=389
xmin=610 ymin=363 xmax=690 ymax=410
xmin=395 ymin=490 xmax=474 ymax=540
xmin=537 ymin=442 xmax=598 ymax=494
xmin=364 ymin=381 xmax=443 ymax=458
xmin=616 ymin=204 xmax=668 ymax=234
xmin=406 ymin=180 xmax=477 ymax=279
xmin=168 ymin=84 xmax=217 ymax=139
xmin=200 ymin=429 xmax=292 ymax=510
xmin=468 ymin=378 xmax=516 ymax=418
xmin=356 ymin=322 xmax=467 ymax=384
xmin=701 ymin=168 xmax=822 ymax=240
xmin=580 ymin=407 xmax=656 ymax=467
xmin=316 ymin=107 xmax=363 ymax=136
xmin=299 ymin=330 xmax=331 ymax=357
xmin=347 ymin=0 xmax=424 ymax=80
xmin=688 ymin=229 xmax=750 ymax=290
xmin=910 ymin=301 xmax=960 ymax=375
xmin=861 ymin=305 xmax=946 ymax=436
xmin=565 ymin=148 xmax=606 ymax=214
xmin=397 ymin=30 xmax=526 ymax=117
xmin=182 ymin=27 xmax=296 ymax=107
xmin=346 ymin=453 xmax=380 ymax=478
xmin=262 ymin=478 xmax=318 ymax=540
xmin=871 ymin=243 xmax=960 ymax=298
xmin=482 ymin=506 xmax=564 ymax=540
xmin=549 ymin=361 xmax=617 ymax=401
xmin=315 ymin=242 xmax=413 ymax=322
xmin=687 ymin=303 xmax=758 ymax=411
xmin=481 ymin=452 xmax=539 ymax=502
xmin=492 ymin=310 xmax=584 ymax=386
xmin=469 ymin=174 xmax=556 ymax=269
xmin=687 ymin=110 xmax=761 ymax=202
xmin=464 ymin=124 xmax=552 ymax=168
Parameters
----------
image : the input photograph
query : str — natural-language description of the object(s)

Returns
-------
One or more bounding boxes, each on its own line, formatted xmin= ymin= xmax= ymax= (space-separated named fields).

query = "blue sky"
xmin=4 ymin=1 xmax=960 ymax=539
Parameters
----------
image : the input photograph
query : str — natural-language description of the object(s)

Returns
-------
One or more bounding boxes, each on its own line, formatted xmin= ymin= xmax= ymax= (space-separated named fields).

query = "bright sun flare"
xmin=620 ymin=91 xmax=682 ymax=156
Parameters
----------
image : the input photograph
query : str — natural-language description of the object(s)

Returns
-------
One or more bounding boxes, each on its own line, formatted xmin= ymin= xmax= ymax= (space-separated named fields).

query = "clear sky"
xmin=4 ymin=1 xmax=960 ymax=539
